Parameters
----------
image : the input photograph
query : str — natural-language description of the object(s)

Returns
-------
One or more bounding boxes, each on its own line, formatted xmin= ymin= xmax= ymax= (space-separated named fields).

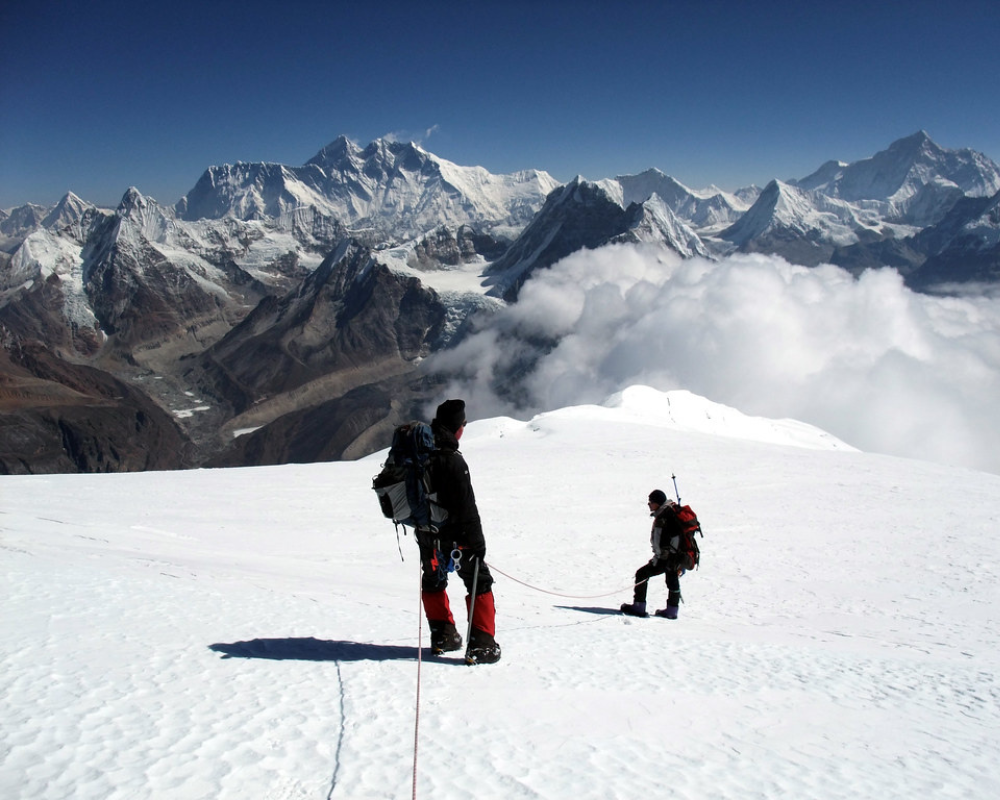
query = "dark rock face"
xmin=907 ymin=192 xmax=1000 ymax=289
xmin=486 ymin=179 xmax=643 ymax=302
xmin=0 ymin=272 xmax=104 ymax=357
xmin=830 ymin=190 xmax=1000 ymax=288
xmin=0 ymin=342 xmax=191 ymax=474
xmin=409 ymin=225 xmax=509 ymax=268
xmin=207 ymin=382 xmax=407 ymax=467
xmin=829 ymin=236 xmax=927 ymax=280
xmin=80 ymin=203 xmax=266 ymax=353
xmin=85 ymin=231 xmax=223 ymax=347
xmin=192 ymin=241 xmax=448 ymax=418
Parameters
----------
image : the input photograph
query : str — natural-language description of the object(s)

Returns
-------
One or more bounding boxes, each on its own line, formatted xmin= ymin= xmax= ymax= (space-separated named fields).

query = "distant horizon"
xmin=2 ymin=128 xmax=994 ymax=213
xmin=2 ymin=0 xmax=998 ymax=209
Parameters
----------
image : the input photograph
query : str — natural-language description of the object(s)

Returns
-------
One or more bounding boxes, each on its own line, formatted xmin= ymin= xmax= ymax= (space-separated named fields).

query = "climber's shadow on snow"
xmin=209 ymin=637 xmax=416 ymax=662
xmin=555 ymin=605 xmax=624 ymax=616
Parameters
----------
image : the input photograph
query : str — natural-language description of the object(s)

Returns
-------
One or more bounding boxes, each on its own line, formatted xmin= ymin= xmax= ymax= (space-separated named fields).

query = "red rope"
xmin=412 ymin=563 xmax=423 ymax=800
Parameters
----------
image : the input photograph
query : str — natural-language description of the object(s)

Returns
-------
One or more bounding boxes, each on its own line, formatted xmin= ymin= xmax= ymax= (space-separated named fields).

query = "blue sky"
xmin=2 ymin=0 xmax=998 ymax=209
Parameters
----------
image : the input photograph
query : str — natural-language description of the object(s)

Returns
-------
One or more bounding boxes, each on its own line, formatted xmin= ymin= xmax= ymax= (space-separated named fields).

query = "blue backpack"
xmin=372 ymin=421 xmax=448 ymax=532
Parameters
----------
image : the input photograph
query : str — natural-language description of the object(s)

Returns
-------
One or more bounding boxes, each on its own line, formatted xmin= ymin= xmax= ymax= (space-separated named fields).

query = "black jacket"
xmin=429 ymin=420 xmax=484 ymax=550
xmin=650 ymin=502 xmax=684 ymax=561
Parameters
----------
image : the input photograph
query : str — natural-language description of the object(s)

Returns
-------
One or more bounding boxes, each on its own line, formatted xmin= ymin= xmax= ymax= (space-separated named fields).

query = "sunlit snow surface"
xmin=2 ymin=388 xmax=998 ymax=799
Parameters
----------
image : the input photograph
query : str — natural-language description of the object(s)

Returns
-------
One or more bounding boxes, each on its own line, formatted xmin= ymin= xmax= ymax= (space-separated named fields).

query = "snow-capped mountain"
xmin=792 ymin=130 xmax=1000 ymax=214
xmin=40 ymin=191 xmax=95 ymax=234
xmin=2 ymin=132 xmax=999 ymax=475
xmin=616 ymin=168 xmax=756 ymax=229
xmin=1 ymin=139 xmax=563 ymax=473
xmin=0 ymin=202 xmax=53 ymax=253
xmin=179 ymin=136 xmax=561 ymax=240
xmin=484 ymin=178 xmax=645 ymax=300
xmin=484 ymin=176 xmax=715 ymax=301
xmin=904 ymin=190 xmax=1000 ymax=288
xmin=719 ymin=179 xmax=897 ymax=265
xmin=720 ymin=133 xmax=1000 ymax=267
xmin=492 ymin=133 xmax=1000 ymax=293
xmin=624 ymin=194 xmax=711 ymax=259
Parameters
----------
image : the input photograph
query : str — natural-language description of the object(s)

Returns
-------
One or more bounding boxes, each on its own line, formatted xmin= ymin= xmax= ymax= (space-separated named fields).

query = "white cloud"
xmin=382 ymin=125 xmax=441 ymax=145
xmin=427 ymin=243 xmax=1000 ymax=474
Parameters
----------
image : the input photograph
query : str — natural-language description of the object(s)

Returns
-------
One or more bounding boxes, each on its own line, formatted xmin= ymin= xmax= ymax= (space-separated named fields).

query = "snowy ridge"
xmin=503 ymin=387 xmax=854 ymax=452
xmin=4 ymin=132 xmax=998 ymax=317
xmin=792 ymin=131 xmax=1000 ymax=204
xmin=600 ymin=386 xmax=856 ymax=450
xmin=723 ymin=179 xmax=896 ymax=248
xmin=961 ymin=191 xmax=1000 ymax=248
xmin=183 ymin=137 xmax=562 ymax=239
xmin=2 ymin=387 xmax=998 ymax=798
xmin=3 ymin=228 xmax=99 ymax=332
xmin=466 ymin=387 xmax=856 ymax=453
xmin=616 ymin=168 xmax=756 ymax=229
xmin=629 ymin=194 xmax=712 ymax=258
xmin=40 ymin=191 xmax=92 ymax=233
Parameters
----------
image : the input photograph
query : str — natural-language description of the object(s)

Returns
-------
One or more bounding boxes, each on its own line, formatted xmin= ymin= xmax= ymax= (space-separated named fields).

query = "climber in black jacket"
xmin=418 ymin=399 xmax=501 ymax=665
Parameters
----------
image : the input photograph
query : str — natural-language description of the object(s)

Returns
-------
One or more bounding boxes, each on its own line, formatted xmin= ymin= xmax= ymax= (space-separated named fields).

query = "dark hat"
xmin=435 ymin=399 xmax=467 ymax=434
xmin=648 ymin=489 xmax=668 ymax=505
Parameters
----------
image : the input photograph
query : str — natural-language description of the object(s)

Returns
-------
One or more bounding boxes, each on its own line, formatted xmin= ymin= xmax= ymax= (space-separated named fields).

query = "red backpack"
xmin=669 ymin=503 xmax=703 ymax=571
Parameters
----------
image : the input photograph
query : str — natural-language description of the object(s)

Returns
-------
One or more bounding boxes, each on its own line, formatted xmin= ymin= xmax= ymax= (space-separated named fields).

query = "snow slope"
xmin=2 ymin=388 xmax=998 ymax=799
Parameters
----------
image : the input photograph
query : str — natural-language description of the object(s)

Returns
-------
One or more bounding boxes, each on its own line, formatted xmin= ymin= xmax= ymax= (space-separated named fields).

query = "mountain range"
xmin=2 ymin=132 xmax=999 ymax=473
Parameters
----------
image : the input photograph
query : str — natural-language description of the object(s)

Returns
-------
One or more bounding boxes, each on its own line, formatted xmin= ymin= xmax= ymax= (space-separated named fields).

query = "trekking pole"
xmin=464 ymin=556 xmax=481 ymax=663
xmin=671 ymin=473 xmax=682 ymax=504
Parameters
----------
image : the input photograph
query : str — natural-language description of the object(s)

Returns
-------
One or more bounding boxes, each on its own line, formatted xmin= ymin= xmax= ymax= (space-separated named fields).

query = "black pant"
xmin=416 ymin=528 xmax=494 ymax=596
xmin=634 ymin=557 xmax=680 ymax=604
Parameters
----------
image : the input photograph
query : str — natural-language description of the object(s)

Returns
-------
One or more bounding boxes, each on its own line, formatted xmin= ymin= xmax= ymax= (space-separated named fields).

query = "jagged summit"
xmin=3 ymin=130 xmax=1000 ymax=475
xmin=618 ymin=168 xmax=694 ymax=206
xmin=305 ymin=135 xmax=428 ymax=171
xmin=484 ymin=175 xmax=712 ymax=301
xmin=41 ymin=192 xmax=93 ymax=230
xmin=616 ymin=168 xmax=753 ymax=229
xmin=791 ymin=131 xmax=1000 ymax=208
xmin=888 ymin=129 xmax=936 ymax=155
xmin=117 ymin=186 xmax=148 ymax=214
xmin=305 ymin=135 xmax=355 ymax=168
xmin=176 ymin=135 xmax=558 ymax=235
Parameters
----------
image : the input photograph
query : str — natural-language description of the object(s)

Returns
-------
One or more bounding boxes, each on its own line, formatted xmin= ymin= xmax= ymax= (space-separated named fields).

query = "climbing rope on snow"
xmin=485 ymin=561 xmax=648 ymax=599
xmin=412 ymin=563 xmax=423 ymax=800
xmin=408 ymin=559 xmax=649 ymax=797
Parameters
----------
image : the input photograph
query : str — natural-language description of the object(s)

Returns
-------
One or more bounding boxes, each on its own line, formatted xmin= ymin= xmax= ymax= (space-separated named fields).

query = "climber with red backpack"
xmin=620 ymin=485 xmax=702 ymax=620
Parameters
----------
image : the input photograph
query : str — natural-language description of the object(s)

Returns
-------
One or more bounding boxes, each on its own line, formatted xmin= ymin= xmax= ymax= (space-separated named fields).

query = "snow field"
xmin=2 ymin=389 xmax=999 ymax=798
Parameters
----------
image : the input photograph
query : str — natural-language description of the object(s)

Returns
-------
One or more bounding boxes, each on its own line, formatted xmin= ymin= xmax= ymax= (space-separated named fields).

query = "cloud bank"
xmin=427 ymin=244 xmax=1000 ymax=474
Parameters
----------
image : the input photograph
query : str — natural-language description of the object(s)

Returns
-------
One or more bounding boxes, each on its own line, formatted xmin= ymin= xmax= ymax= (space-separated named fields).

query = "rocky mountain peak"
xmin=4 ymin=132 xmax=1000 ymax=474
xmin=798 ymin=131 xmax=999 ymax=207
xmin=305 ymin=135 xmax=360 ymax=170
xmin=887 ymin=130 xmax=936 ymax=157
xmin=117 ymin=187 xmax=151 ymax=216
